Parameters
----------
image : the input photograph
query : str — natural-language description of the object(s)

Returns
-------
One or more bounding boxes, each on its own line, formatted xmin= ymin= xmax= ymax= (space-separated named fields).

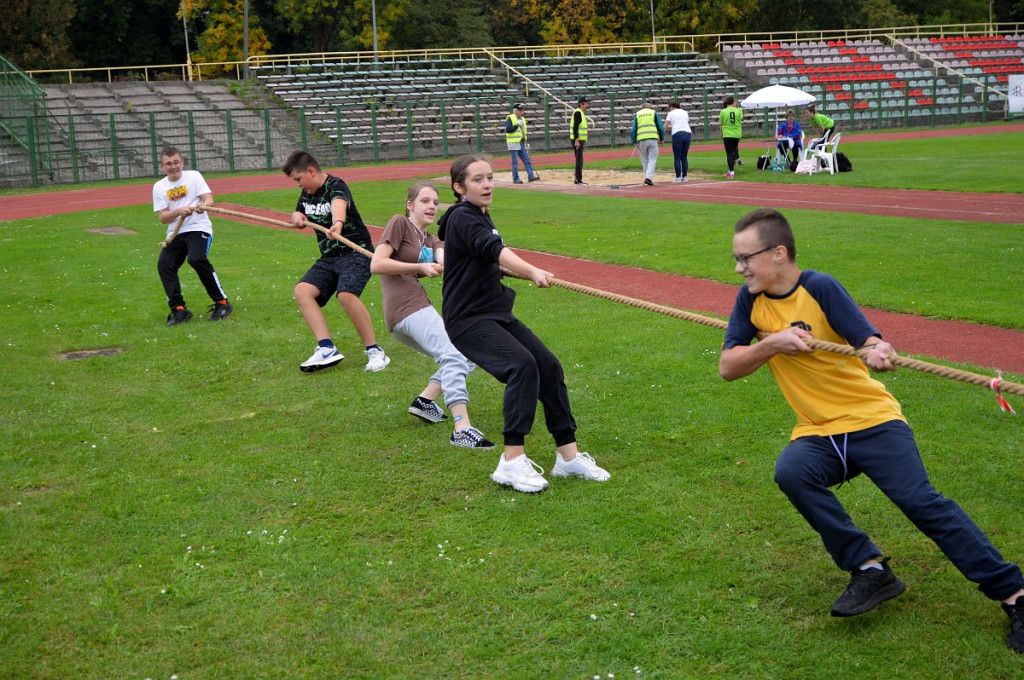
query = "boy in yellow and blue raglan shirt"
xmin=283 ymin=150 xmax=389 ymax=374
xmin=719 ymin=207 xmax=1024 ymax=653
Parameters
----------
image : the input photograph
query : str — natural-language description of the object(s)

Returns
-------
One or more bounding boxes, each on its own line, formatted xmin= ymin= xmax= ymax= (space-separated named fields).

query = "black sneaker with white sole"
xmin=408 ymin=397 xmax=447 ymax=423
xmin=1004 ymin=597 xmax=1024 ymax=653
xmin=451 ymin=426 xmax=495 ymax=449
xmin=830 ymin=556 xmax=906 ymax=617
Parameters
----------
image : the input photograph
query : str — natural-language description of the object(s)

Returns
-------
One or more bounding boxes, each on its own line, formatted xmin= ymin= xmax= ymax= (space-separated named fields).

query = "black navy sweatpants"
xmin=451 ymin=317 xmax=576 ymax=448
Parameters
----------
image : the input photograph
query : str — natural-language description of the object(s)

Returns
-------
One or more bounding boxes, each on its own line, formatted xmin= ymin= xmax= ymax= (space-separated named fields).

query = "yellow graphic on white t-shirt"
xmin=167 ymin=185 xmax=188 ymax=201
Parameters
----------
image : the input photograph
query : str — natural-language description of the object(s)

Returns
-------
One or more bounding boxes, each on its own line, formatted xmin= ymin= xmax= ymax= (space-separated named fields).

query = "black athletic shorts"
xmin=299 ymin=250 xmax=372 ymax=307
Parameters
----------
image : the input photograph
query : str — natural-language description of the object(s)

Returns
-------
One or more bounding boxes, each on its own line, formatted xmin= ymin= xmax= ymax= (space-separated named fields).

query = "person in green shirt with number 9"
xmin=719 ymin=96 xmax=743 ymax=179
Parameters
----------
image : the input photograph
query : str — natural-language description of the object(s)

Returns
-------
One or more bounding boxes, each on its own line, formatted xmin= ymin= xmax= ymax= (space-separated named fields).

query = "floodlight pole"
xmin=181 ymin=0 xmax=192 ymax=81
xmin=371 ymin=0 xmax=380 ymax=69
xmin=243 ymin=0 xmax=250 ymax=79
xmin=647 ymin=0 xmax=655 ymax=54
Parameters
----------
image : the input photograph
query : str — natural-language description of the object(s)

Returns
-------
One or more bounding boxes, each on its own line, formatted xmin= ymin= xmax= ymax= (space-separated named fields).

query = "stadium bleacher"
xmin=722 ymin=36 xmax=1007 ymax=126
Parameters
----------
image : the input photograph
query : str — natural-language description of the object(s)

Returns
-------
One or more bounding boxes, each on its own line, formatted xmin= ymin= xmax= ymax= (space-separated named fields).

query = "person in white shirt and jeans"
xmin=665 ymin=102 xmax=692 ymax=183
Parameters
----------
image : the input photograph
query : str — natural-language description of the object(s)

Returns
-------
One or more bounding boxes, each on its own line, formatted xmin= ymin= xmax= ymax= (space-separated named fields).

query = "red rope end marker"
xmin=990 ymin=372 xmax=1017 ymax=414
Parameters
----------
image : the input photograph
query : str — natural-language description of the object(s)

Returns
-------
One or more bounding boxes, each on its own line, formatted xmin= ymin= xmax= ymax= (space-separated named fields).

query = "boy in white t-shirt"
xmin=152 ymin=147 xmax=233 ymax=326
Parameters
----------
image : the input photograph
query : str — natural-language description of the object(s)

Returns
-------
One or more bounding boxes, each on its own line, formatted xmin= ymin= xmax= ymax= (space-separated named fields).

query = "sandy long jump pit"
xmin=491 ymin=168 xmax=722 ymax=188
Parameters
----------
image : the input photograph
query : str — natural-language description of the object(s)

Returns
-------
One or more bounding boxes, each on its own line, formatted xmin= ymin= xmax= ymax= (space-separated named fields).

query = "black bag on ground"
xmin=836 ymin=152 xmax=852 ymax=172
xmin=756 ymin=154 xmax=771 ymax=170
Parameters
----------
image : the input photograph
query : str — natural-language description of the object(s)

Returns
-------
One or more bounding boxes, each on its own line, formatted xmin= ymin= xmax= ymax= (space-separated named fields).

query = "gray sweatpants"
xmin=391 ymin=305 xmax=475 ymax=408
xmin=637 ymin=138 xmax=659 ymax=181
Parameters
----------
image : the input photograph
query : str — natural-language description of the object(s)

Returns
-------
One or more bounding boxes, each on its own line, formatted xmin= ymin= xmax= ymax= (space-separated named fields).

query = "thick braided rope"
xmin=206 ymin=205 xmax=1024 ymax=399
xmin=501 ymin=269 xmax=1024 ymax=399
xmin=206 ymin=205 xmax=374 ymax=258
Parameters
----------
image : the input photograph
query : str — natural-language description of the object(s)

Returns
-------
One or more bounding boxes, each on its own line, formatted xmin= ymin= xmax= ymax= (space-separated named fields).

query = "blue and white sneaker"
xmin=300 ymin=345 xmax=344 ymax=373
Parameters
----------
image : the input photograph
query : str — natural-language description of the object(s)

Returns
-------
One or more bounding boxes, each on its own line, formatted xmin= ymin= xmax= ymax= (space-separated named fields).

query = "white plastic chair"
xmin=809 ymin=133 xmax=842 ymax=174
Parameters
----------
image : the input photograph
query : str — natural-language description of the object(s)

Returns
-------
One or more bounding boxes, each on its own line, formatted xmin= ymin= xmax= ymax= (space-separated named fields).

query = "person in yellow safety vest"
xmin=570 ymin=96 xmax=590 ymax=185
xmin=630 ymin=100 xmax=665 ymax=186
xmin=505 ymin=103 xmax=540 ymax=185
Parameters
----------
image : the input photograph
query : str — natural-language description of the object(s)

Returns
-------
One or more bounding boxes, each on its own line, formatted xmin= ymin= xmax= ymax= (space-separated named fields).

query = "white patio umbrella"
xmin=740 ymin=85 xmax=817 ymax=146
xmin=740 ymin=84 xmax=817 ymax=109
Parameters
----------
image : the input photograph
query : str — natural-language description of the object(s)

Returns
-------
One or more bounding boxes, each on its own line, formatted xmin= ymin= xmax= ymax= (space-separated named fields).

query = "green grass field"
xmin=1 ymin=129 xmax=1023 ymax=679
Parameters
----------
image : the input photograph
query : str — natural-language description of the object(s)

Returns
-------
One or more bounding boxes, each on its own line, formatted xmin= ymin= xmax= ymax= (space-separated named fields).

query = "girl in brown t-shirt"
xmin=370 ymin=184 xmax=494 ymax=449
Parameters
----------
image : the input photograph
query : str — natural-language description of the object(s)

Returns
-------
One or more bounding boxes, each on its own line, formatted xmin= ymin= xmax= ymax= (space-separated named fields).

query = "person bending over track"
xmin=282 ymin=150 xmax=390 ymax=373
xmin=153 ymin=146 xmax=233 ymax=326
xmin=370 ymin=183 xmax=494 ymax=449
xmin=719 ymin=207 xmax=1024 ymax=652
xmin=437 ymin=154 xmax=610 ymax=492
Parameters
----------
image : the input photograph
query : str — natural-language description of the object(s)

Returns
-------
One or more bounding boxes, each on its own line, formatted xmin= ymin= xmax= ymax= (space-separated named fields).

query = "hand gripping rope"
xmin=498 ymin=269 xmax=1023 ymax=409
xmin=205 ymin=205 xmax=374 ymax=257
xmin=205 ymin=205 xmax=1023 ymax=409
xmin=159 ymin=211 xmax=189 ymax=248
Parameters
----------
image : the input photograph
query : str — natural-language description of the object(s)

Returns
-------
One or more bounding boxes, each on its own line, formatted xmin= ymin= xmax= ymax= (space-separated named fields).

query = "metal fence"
xmin=0 ymin=77 xmax=1012 ymax=188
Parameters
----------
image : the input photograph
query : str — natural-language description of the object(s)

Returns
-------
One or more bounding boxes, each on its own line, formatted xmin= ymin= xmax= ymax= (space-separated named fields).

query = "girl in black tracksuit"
xmin=437 ymin=154 xmax=609 ymax=492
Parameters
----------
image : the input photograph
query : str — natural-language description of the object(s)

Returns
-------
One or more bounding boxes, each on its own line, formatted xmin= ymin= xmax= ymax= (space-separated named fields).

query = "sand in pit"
xmin=492 ymin=168 xmax=720 ymax=187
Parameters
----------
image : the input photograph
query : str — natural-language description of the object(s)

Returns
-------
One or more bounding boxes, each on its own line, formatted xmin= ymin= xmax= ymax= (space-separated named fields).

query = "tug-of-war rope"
xmin=205 ymin=205 xmax=1023 ymax=407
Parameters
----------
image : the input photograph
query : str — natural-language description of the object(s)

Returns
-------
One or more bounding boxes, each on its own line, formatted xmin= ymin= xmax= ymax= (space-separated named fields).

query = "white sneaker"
xmin=300 ymin=345 xmax=344 ymax=373
xmin=364 ymin=347 xmax=391 ymax=372
xmin=491 ymin=454 xmax=549 ymax=493
xmin=550 ymin=452 xmax=610 ymax=482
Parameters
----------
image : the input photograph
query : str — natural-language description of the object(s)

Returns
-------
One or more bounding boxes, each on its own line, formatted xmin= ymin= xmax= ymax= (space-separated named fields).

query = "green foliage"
xmin=193 ymin=0 xmax=272 ymax=70
xmin=274 ymin=0 xmax=344 ymax=52
xmin=388 ymin=0 xmax=493 ymax=50
xmin=0 ymin=0 xmax=77 ymax=70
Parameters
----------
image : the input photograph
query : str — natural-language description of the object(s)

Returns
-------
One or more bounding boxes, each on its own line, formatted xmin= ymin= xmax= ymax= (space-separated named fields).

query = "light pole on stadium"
xmin=243 ymin=0 xmax=250 ymax=79
xmin=181 ymin=0 xmax=193 ymax=81
xmin=649 ymin=0 xmax=657 ymax=54
xmin=371 ymin=0 xmax=380 ymax=69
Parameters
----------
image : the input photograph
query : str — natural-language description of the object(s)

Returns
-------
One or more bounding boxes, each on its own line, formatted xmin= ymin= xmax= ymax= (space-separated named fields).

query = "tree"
xmin=275 ymin=0 xmax=346 ymax=52
xmin=0 ymin=0 xmax=77 ymax=70
xmin=69 ymin=0 xmax=182 ymax=70
xmin=852 ymin=0 xmax=915 ymax=28
xmin=389 ymin=0 xmax=492 ymax=49
xmin=487 ymin=0 xmax=545 ymax=46
xmin=537 ymin=0 xmax=628 ymax=44
xmin=191 ymin=0 xmax=272 ymax=73
xmin=655 ymin=0 xmax=763 ymax=37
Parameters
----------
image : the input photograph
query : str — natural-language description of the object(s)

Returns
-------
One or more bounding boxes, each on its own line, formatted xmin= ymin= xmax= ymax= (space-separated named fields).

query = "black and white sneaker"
xmin=830 ymin=557 xmax=906 ymax=617
xmin=451 ymin=426 xmax=495 ymax=449
xmin=300 ymin=345 xmax=344 ymax=373
xmin=166 ymin=306 xmax=193 ymax=326
xmin=408 ymin=397 xmax=447 ymax=423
